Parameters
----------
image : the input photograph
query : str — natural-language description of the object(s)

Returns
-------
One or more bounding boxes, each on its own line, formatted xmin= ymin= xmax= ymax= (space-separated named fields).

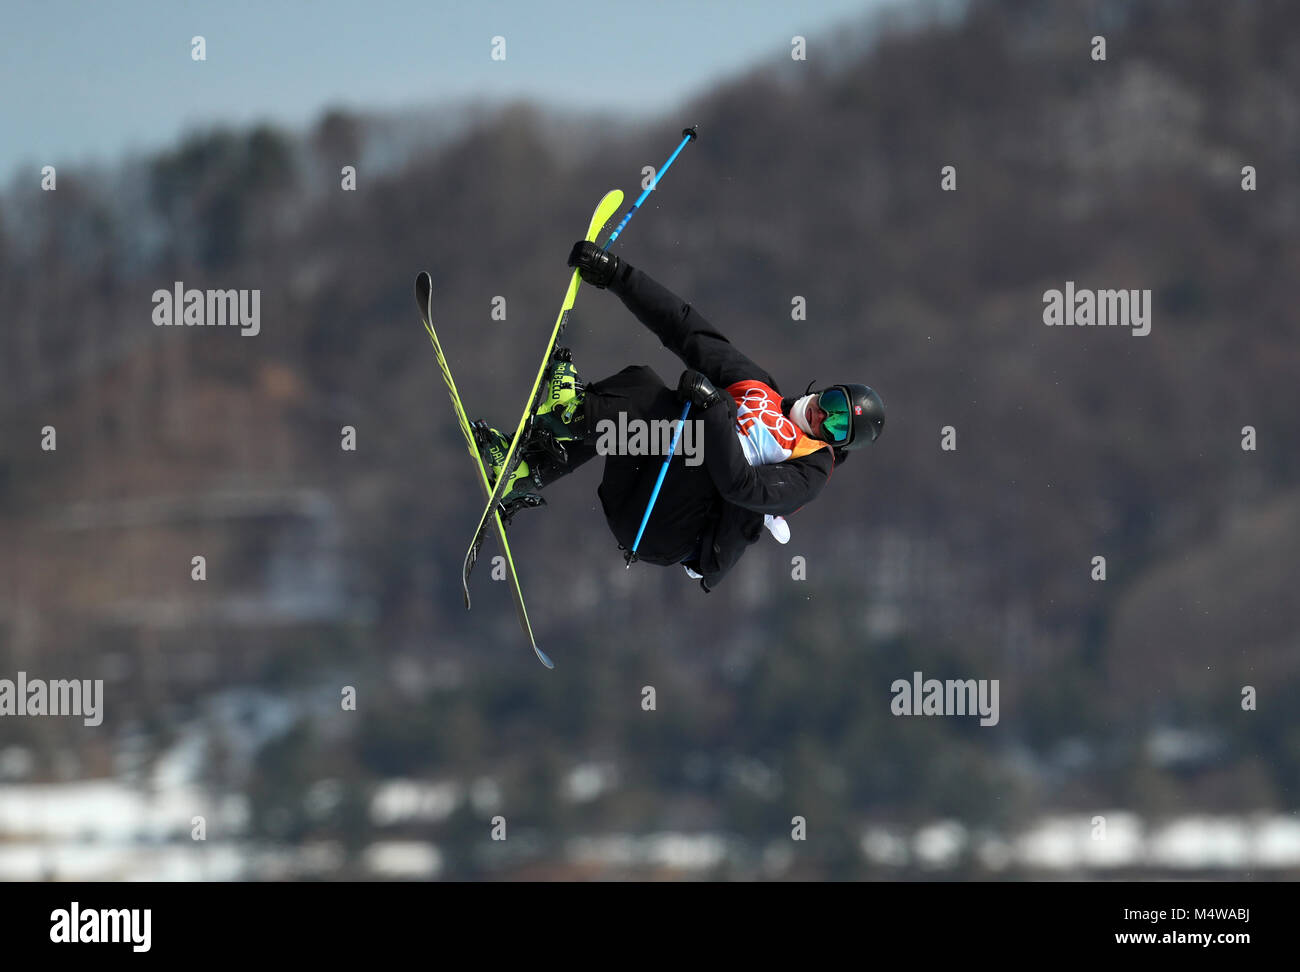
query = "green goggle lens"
xmin=818 ymin=387 xmax=851 ymax=443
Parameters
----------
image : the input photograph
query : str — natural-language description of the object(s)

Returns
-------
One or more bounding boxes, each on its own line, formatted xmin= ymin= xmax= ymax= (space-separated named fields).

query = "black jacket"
xmin=603 ymin=263 xmax=844 ymax=591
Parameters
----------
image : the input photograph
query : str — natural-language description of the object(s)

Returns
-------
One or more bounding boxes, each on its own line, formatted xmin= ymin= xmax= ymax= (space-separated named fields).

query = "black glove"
xmin=567 ymin=240 xmax=621 ymax=288
xmin=677 ymin=369 xmax=724 ymax=410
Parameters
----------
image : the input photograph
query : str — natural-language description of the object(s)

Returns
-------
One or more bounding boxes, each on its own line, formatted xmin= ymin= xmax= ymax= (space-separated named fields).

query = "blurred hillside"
xmin=1 ymin=0 xmax=1298 ymax=879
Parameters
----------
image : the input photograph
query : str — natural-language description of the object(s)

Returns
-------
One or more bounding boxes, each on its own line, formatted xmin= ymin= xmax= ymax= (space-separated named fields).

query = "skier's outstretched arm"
xmin=609 ymin=264 xmax=773 ymax=389
xmin=568 ymin=243 xmax=774 ymax=390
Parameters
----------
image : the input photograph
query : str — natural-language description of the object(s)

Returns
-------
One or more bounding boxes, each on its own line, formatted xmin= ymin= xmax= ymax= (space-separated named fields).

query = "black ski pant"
xmin=529 ymin=364 xmax=718 ymax=567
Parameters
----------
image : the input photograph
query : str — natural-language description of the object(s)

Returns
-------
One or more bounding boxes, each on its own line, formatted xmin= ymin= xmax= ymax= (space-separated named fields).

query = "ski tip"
xmin=534 ymin=645 xmax=555 ymax=669
xmin=592 ymin=189 xmax=624 ymax=233
xmin=415 ymin=271 xmax=432 ymax=309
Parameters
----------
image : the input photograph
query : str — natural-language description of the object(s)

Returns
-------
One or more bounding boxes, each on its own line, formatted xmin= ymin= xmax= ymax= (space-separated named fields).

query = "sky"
xmin=2 ymin=0 xmax=897 ymax=181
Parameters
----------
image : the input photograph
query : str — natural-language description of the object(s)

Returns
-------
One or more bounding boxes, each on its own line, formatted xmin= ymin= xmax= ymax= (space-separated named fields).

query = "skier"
xmin=474 ymin=242 xmax=885 ymax=593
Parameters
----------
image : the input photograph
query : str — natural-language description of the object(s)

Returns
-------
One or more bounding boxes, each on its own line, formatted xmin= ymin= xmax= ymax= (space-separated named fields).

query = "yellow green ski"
xmin=459 ymin=189 xmax=624 ymax=618
xmin=415 ymin=271 xmax=552 ymax=668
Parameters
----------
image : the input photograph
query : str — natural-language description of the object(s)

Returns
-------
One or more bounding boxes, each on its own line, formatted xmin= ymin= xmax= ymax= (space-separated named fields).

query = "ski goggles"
xmin=817 ymin=387 xmax=853 ymax=445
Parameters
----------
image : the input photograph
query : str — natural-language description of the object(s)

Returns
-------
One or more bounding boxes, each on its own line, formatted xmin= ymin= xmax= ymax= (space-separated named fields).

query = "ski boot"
xmin=472 ymin=421 xmax=546 ymax=523
xmin=529 ymin=347 xmax=587 ymax=465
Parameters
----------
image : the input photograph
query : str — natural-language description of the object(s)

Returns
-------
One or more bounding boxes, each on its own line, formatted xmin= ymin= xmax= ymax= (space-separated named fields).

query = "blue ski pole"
xmin=613 ymin=126 xmax=700 ymax=567
xmin=604 ymin=126 xmax=698 ymax=248
xmin=626 ymin=401 xmax=692 ymax=567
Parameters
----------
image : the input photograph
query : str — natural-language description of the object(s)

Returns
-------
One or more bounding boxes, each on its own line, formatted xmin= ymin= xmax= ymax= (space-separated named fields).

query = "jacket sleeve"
xmin=608 ymin=262 xmax=776 ymax=390
xmin=695 ymin=398 xmax=834 ymax=514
